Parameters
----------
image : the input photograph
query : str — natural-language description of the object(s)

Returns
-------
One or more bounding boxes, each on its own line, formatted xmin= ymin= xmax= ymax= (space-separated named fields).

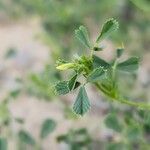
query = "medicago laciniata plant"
xmin=54 ymin=18 xmax=150 ymax=116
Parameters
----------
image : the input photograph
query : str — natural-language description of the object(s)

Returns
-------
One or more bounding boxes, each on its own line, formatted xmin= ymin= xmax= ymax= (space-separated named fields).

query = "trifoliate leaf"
xmin=73 ymin=86 xmax=90 ymax=116
xmin=40 ymin=119 xmax=56 ymax=139
xmin=104 ymin=114 xmax=122 ymax=132
xmin=0 ymin=138 xmax=7 ymax=150
xmin=117 ymin=57 xmax=139 ymax=72
xmin=75 ymin=26 xmax=91 ymax=48
xmin=96 ymin=18 xmax=119 ymax=43
xmin=56 ymin=63 xmax=75 ymax=70
xmin=93 ymin=55 xmax=110 ymax=69
xmin=18 ymin=130 xmax=35 ymax=145
xmin=116 ymin=48 xmax=124 ymax=58
xmin=55 ymin=81 xmax=70 ymax=95
xmin=87 ymin=67 xmax=105 ymax=82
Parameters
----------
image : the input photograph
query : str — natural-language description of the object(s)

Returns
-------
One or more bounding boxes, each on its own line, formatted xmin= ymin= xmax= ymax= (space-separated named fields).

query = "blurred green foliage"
xmin=104 ymin=108 xmax=150 ymax=150
xmin=0 ymin=138 xmax=7 ymax=150
xmin=0 ymin=0 xmax=150 ymax=149
xmin=57 ymin=128 xmax=92 ymax=150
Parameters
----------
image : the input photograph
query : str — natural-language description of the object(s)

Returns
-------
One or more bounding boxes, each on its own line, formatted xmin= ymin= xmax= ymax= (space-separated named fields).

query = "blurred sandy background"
xmin=0 ymin=0 xmax=150 ymax=150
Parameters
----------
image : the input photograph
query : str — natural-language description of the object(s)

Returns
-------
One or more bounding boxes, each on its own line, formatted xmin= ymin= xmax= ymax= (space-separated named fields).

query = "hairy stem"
xmin=111 ymin=97 xmax=150 ymax=110
xmin=95 ymin=83 xmax=111 ymax=96
xmin=95 ymin=83 xmax=150 ymax=110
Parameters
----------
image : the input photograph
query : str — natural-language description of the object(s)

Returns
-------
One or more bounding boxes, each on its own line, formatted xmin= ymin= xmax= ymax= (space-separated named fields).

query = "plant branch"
xmin=95 ymin=82 xmax=150 ymax=110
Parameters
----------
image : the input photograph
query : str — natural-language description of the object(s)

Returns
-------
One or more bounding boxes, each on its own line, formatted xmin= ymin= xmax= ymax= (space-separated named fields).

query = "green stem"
xmin=112 ymin=59 xmax=118 ymax=87
xmin=95 ymin=83 xmax=112 ymax=97
xmin=111 ymin=97 xmax=150 ymax=110
xmin=95 ymin=83 xmax=150 ymax=110
xmin=90 ymin=42 xmax=98 ymax=60
xmin=112 ymin=59 xmax=118 ymax=79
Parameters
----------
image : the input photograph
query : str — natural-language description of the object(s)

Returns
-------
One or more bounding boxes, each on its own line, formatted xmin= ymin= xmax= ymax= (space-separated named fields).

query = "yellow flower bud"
xmin=56 ymin=63 xmax=75 ymax=70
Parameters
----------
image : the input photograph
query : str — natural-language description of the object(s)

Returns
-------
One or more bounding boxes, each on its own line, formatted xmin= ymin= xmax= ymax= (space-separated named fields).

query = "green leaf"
xmin=14 ymin=118 xmax=24 ymax=124
xmin=18 ymin=130 xmax=35 ymax=145
xmin=131 ymin=0 xmax=150 ymax=12
xmin=116 ymin=48 xmax=124 ymax=58
xmin=117 ymin=57 xmax=139 ymax=72
xmin=75 ymin=26 xmax=91 ymax=48
xmin=5 ymin=48 xmax=17 ymax=59
xmin=0 ymin=103 xmax=10 ymax=125
xmin=93 ymin=55 xmax=110 ymax=69
xmin=104 ymin=114 xmax=122 ymax=132
xmin=68 ymin=74 xmax=78 ymax=90
xmin=55 ymin=74 xmax=80 ymax=95
xmin=56 ymin=59 xmax=68 ymax=66
xmin=57 ymin=135 xmax=68 ymax=143
xmin=126 ymin=125 xmax=141 ymax=142
xmin=10 ymin=89 xmax=20 ymax=98
xmin=87 ymin=67 xmax=105 ymax=82
xmin=57 ymin=128 xmax=91 ymax=145
xmin=144 ymin=111 xmax=150 ymax=124
xmin=96 ymin=18 xmax=119 ymax=43
xmin=73 ymin=86 xmax=90 ymax=116
xmin=0 ymin=138 xmax=7 ymax=150
xmin=76 ymin=128 xmax=88 ymax=135
xmin=40 ymin=119 xmax=56 ymax=139
xmin=55 ymin=81 xmax=70 ymax=95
